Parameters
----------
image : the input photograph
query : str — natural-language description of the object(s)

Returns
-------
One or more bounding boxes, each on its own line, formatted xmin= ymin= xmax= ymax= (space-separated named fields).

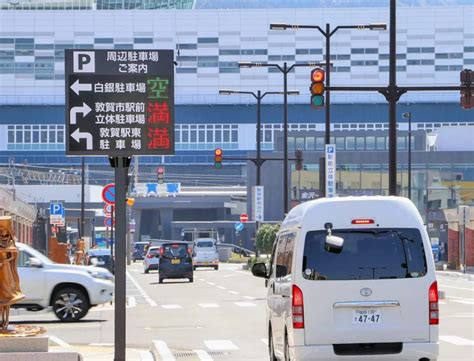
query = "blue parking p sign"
xmin=50 ymin=203 xmax=64 ymax=216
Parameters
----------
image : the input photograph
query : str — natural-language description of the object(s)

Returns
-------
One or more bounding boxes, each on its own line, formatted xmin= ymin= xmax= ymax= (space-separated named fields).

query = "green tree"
xmin=255 ymin=224 xmax=280 ymax=254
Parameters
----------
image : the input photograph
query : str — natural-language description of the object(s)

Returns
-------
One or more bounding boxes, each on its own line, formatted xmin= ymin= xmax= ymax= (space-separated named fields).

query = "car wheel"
xmin=144 ymin=268 xmax=149 ymax=274
xmin=269 ymin=328 xmax=277 ymax=361
xmin=189 ymin=277 xmax=194 ymax=283
xmin=193 ymin=266 xmax=196 ymax=271
xmin=159 ymin=277 xmax=164 ymax=284
xmin=52 ymin=287 xmax=89 ymax=322
xmin=214 ymin=265 xmax=219 ymax=271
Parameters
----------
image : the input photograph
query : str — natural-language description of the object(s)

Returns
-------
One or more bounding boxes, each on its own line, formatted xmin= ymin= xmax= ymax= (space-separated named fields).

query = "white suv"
xmin=13 ymin=242 xmax=114 ymax=322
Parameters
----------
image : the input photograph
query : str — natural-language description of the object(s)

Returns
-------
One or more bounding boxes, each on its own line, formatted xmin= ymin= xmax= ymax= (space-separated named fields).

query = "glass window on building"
xmin=8 ymin=126 xmax=14 ymax=143
xmin=190 ymin=128 xmax=197 ymax=143
xmin=288 ymin=137 xmax=295 ymax=151
xmin=335 ymin=137 xmax=345 ymax=150
xmin=306 ymin=137 xmax=315 ymax=151
xmin=366 ymin=136 xmax=376 ymax=150
xmin=24 ymin=126 xmax=32 ymax=143
xmin=376 ymin=136 xmax=385 ymax=150
xmin=316 ymin=137 xmax=324 ymax=151
xmin=215 ymin=126 xmax=222 ymax=142
xmin=182 ymin=129 xmax=189 ymax=142
xmin=346 ymin=137 xmax=355 ymax=150
xmin=49 ymin=126 xmax=56 ymax=143
xmin=397 ymin=136 xmax=406 ymax=150
xmin=198 ymin=127 xmax=205 ymax=142
xmin=40 ymin=126 xmax=48 ymax=143
xmin=32 ymin=126 xmax=40 ymax=143
xmin=296 ymin=137 xmax=305 ymax=150
xmin=231 ymin=129 xmax=238 ymax=143
xmin=206 ymin=130 xmax=213 ymax=143
xmin=175 ymin=130 xmax=181 ymax=143
xmin=264 ymin=129 xmax=272 ymax=142
xmin=356 ymin=137 xmax=365 ymax=150
xmin=57 ymin=127 xmax=64 ymax=143
xmin=16 ymin=126 xmax=23 ymax=143
xmin=223 ymin=126 xmax=230 ymax=142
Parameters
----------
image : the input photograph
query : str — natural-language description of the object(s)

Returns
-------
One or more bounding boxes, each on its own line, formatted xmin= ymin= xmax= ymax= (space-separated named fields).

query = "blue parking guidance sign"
xmin=50 ymin=202 xmax=64 ymax=216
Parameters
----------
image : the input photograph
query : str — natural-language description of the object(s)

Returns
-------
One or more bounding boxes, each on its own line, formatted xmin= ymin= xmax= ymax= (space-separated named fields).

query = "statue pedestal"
xmin=0 ymin=336 xmax=82 ymax=361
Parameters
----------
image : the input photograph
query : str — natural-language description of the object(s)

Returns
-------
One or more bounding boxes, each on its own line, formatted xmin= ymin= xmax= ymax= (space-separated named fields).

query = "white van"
xmin=193 ymin=238 xmax=219 ymax=270
xmin=252 ymin=196 xmax=438 ymax=361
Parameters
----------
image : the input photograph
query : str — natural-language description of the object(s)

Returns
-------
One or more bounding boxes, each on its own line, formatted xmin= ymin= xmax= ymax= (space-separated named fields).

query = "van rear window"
xmin=196 ymin=241 xmax=214 ymax=248
xmin=302 ymin=228 xmax=427 ymax=281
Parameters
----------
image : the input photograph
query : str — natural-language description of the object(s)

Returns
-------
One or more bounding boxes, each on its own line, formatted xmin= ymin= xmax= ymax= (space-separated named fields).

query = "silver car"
xmin=143 ymin=246 xmax=160 ymax=273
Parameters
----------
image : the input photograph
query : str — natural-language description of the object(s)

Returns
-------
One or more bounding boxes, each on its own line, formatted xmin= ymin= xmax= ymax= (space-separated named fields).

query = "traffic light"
xmin=214 ymin=148 xmax=223 ymax=169
xmin=126 ymin=198 xmax=135 ymax=207
xmin=310 ymin=68 xmax=325 ymax=108
xmin=295 ymin=149 xmax=303 ymax=171
xmin=460 ymin=69 xmax=473 ymax=110
xmin=157 ymin=166 xmax=165 ymax=184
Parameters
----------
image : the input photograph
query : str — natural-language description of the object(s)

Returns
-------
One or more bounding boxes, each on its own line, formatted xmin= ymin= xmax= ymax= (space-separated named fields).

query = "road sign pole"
xmin=111 ymin=157 xmax=129 ymax=361
xmin=111 ymin=209 xmax=115 ymax=274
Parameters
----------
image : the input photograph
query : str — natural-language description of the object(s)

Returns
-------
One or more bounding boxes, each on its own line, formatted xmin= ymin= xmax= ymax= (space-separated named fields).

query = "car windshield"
xmin=148 ymin=248 xmax=160 ymax=256
xmin=302 ymin=228 xmax=427 ymax=281
xmin=196 ymin=241 xmax=214 ymax=248
xmin=162 ymin=244 xmax=188 ymax=259
xmin=134 ymin=243 xmax=147 ymax=251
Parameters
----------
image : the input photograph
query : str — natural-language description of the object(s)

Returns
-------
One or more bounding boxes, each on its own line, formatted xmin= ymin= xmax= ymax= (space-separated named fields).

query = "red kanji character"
xmin=147 ymin=101 xmax=170 ymax=124
xmin=148 ymin=127 xmax=170 ymax=149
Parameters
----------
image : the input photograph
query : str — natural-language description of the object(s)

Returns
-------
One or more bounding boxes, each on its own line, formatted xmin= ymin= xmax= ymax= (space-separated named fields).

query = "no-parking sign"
xmin=102 ymin=183 xmax=116 ymax=205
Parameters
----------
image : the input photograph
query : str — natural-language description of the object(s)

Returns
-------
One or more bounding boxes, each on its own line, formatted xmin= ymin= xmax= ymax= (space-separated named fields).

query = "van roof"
xmin=281 ymin=196 xmax=424 ymax=232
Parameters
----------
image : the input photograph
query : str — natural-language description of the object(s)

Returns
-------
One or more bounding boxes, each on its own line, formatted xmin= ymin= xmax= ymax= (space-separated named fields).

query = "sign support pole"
xmin=110 ymin=156 xmax=130 ymax=361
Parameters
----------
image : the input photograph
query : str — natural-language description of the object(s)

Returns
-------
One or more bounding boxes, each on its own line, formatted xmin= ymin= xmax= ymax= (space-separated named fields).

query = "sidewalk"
xmin=436 ymin=268 xmax=474 ymax=282
xmin=50 ymin=345 xmax=153 ymax=361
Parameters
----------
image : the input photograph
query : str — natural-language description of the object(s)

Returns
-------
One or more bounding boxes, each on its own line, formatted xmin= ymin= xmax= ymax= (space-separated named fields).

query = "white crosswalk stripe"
xmin=204 ymin=340 xmax=239 ymax=351
xmin=193 ymin=349 xmax=214 ymax=361
xmin=139 ymin=350 xmax=155 ymax=361
xmin=440 ymin=335 xmax=474 ymax=346
xmin=217 ymin=286 xmax=227 ymax=290
xmin=153 ymin=340 xmax=176 ymax=361
xmin=198 ymin=303 xmax=220 ymax=308
xmin=161 ymin=304 xmax=183 ymax=309
xmin=229 ymin=291 xmax=240 ymax=295
xmin=234 ymin=301 xmax=257 ymax=307
xmin=49 ymin=336 xmax=71 ymax=348
xmin=261 ymin=338 xmax=268 ymax=346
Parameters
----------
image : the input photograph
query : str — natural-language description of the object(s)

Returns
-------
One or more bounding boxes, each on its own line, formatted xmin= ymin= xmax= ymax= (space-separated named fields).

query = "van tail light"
xmin=351 ymin=219 xmax=375 ymax=225
xmin=292 ymin=285 xmax=304 ymax=329
xmin=159 ymin=247 xmax=164 ymax=256
xmin=146 ymin=254 xmax=153 ymax=259
xmin=187 ymin=247 xmax=192 ymax=255
xmin=429 ymin=281 xmax=439 ymax=325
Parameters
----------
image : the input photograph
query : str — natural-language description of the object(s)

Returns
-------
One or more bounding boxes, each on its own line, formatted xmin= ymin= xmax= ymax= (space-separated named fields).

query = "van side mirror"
xmin=325 ymin=234 xmax=344 ymax=254
xmin=276 ymin=265 xmax=287 ymax=278
xmin=252 ymin=262 xmax=268 ymax=278
xmin=89 ymin=257 xmax=98 ymax=266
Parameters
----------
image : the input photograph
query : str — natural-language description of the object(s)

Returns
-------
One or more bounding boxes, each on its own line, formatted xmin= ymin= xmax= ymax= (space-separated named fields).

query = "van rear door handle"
xmin=333 ymin=301 xmax=400 ymax=308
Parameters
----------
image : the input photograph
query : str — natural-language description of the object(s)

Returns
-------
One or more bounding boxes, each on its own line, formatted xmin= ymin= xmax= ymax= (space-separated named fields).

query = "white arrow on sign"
xmin=71 ymin=128 xmax=93 ymax=150
xmin=70 ymin=79 xmax=92 ymax=96
xmin=70 ymin=103 xmax=92 ymax=125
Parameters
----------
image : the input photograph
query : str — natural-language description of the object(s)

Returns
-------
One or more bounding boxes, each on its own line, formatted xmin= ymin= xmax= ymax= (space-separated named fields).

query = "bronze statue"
xmin=0 ymin=216 xmax=25 ymax=330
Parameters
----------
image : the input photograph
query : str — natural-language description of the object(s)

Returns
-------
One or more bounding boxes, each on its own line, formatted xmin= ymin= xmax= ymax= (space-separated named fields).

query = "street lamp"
xmin=238 ymin=61 xmax=325 ymax=215
xmin=270 ymin=22 xmax=387 ymax=196
xmin=218 ymin=89 xmax=299 ymax=187
xmin=402 ymin=112 xmax=412 ymax=200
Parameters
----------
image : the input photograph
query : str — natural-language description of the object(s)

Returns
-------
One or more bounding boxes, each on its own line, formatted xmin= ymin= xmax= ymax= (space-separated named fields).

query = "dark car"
xmin=87 ymin=248 xmax=113 ymax=273
xmin=132 ymin=241 xmax=149 ymax=262
xmin=158 ymin=242 xmax=193 ymax=283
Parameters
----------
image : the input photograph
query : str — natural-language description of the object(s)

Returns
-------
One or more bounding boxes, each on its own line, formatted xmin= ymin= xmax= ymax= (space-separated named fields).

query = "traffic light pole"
xmin=283 ymin=62 xmax=289 ymax=214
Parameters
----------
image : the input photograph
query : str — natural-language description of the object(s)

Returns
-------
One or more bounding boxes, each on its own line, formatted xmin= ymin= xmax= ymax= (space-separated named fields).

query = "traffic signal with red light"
xmin=310 ymin=68 xmax=325 ymax=108
xmin=460 ymin=69 xmax=473 ymax=110
xmin=295 ymin=149 xmax=303 ymax=171
xmin=157 ymin=166 xmax=165 ymax=184
xmin=214 ymin=148 xmax=223 ymax=169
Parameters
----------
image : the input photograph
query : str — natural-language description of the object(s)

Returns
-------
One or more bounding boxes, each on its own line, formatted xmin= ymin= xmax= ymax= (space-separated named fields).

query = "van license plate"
xmin=171 ymin=259 xmax=180 ymax=265
xmin=353 ymin=309 xmax=381 ymax=324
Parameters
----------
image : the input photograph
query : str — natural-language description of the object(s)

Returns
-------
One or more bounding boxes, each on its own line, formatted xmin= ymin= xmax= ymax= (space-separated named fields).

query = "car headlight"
xmin=88 ymin=271 xmax=114 ymax=281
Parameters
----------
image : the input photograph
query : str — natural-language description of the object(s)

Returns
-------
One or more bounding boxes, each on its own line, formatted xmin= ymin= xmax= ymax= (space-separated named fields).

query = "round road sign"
xmin=104 ymin=217 xmax=115 ymax=227
xmin=103 ymin=204 xmax=114 ymax=215
xmin=234 ymin=222 xmax=244 ymax=232
xmin=102 ymin=183 xmax=116 ymax=205
xmin=240 ymin=213 xmax=249 ymax=223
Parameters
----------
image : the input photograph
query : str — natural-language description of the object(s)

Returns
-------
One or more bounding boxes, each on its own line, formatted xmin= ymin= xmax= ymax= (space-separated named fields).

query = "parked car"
xmin=192 ymin=238 xmax=219 ymax=270
xmin=14 ymin=242 xmax=114 ymax=322
xmin=132 ymin=241 xmax=149 ymax=262
xmin=158 ymin=242 xmax=193 ymax=283
xmin=252 ymin=196 xmax=438 ymax=361
xmin=87 ymin=248 xmax=113 ymax=273
xmin=143 ymin=246 xmax=161 ymax=274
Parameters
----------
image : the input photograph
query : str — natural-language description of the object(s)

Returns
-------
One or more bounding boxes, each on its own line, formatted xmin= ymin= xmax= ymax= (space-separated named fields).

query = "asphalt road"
xmin=9 ymin=262 xmax=474 ymax=361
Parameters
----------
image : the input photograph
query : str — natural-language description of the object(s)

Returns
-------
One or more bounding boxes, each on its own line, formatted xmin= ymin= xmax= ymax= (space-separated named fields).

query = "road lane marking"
xmin=440 ymin=336 xmax=474 ymax=346
xmin=139 ymin=351 xmax=155 ymax=361
xmin=198 ymin=278 xmax=205 ymax=281
xmin=199 ymin=303 xmax=220 ymax=308
xmin=207 ymin=282 xmax=216 ymax=286
xmin=448 ymin=297 xmax=474 ymax=305
xmin=90 ymin=343 xmax=114 ymax=347
xmin=153 ymin=340 xmax=176 ymax=361
xmin=217 ymin=286 xmax=227 ymax=290
xmin=49 ymin=336 xmax=71 ymax=348
xmin=126 ymin=270 xmax=158 ymax=307
xmin=438 ymin=285 xmax=474 ymax=292
xmin=193 ymin=350 xmax=214 ymax=361
xmin=229 ymin=291 xmax=240 ymax=295
xmin=127 ymin=296 xmax=137 ymax=308
xmin=161 ymin=304 xmax=182 ymax=309
xmin=234 ymin=302 xmax=257 ymax=307
xmin=204 ymin=340 xmax=239 ymax=351
xmin=243 ymin=296 xmax=255 ymax=300
xmin=261 ymin=338 xmax=268 ymax=346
